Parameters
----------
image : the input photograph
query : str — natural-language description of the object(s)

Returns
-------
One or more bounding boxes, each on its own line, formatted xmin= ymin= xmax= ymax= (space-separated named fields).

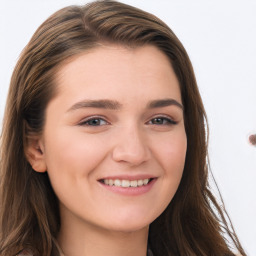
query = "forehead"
xmin=53 ymin=44 xmax=181 ymax=106
xmin=57 ymin=44 xmax=173 ymax=76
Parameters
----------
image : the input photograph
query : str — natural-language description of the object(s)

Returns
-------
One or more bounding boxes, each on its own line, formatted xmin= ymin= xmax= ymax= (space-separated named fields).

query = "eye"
xmin=79 ymin=117 xmax=109 ymax=126
xmin=148 ymin=116 xmax=177 ymax=125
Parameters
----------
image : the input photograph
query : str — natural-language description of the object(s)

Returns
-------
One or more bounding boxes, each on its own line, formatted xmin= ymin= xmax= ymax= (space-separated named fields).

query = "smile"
xmin=101 ymin=178 xmax=152 ymax=188
xmin=98 ymin=176 xmax=157 ymax=196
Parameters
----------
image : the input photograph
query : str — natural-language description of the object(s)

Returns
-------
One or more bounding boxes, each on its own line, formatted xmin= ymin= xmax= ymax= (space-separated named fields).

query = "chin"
xmin=100 ymin=212 xmax=154 ymax=233
xmin=106 ymin=222 xmax=150 ymax=233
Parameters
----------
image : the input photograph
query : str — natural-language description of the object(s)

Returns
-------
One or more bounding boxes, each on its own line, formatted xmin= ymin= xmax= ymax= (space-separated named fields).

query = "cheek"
xmin=43 ymin=128 xmax=109 ymax=177
xmin=153 ymin=130 xmax=187 ymax=194
xmin=145 ymin=130 xmax=187 ymax=217
xmin=155 ymin=130 xmax=187 ymax=172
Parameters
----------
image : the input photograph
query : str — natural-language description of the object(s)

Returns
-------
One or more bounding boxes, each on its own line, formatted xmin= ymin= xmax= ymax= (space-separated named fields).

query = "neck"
xmin=58 ymin=212 xmax=149 ymax=256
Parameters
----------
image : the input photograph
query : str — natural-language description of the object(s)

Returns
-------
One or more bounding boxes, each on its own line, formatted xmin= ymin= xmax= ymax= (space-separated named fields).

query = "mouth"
xmin=98 ymin=178 xmax=155 ymax=188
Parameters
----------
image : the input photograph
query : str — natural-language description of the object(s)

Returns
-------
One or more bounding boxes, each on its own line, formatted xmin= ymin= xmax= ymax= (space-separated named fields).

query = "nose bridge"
xmin=112 ymin=122 xmax=150 ymax=165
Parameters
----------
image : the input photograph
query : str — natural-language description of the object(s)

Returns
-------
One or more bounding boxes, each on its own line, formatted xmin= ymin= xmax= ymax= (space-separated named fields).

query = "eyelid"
xmin=78 ymin=115 xmax=110 ymax=126
xmin=77 ymin=114 xmax=177 ymax=127
xmin=146 ymin=114 xmax=177 ymax=125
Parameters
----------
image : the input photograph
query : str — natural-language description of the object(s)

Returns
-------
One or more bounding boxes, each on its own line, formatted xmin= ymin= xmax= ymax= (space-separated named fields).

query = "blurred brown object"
xmin=249 ymin=134 xmax=256 ymax=145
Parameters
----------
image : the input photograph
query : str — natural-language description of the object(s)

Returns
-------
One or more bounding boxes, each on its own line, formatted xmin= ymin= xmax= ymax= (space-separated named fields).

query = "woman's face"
xmin=37 ymin=45 xmax=187 ymax=233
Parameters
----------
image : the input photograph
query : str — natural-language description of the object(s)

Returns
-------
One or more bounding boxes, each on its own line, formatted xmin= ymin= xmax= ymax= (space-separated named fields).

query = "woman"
xmin=0 ymin=1 xmax=246 ymax=255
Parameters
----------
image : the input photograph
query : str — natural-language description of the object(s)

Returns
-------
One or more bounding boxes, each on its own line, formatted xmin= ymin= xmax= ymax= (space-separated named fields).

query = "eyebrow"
xmin=67 ymin=98 xmax=183 ymax=112
xmin=147 ymin=98 xmax=183 ymax=110
xmin=67 ymin=99 xmax=122 ymax=112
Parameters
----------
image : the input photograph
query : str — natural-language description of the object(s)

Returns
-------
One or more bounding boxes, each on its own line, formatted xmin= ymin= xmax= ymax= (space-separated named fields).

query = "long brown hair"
xmin=0 ymin=1 xmax=246 ymax=255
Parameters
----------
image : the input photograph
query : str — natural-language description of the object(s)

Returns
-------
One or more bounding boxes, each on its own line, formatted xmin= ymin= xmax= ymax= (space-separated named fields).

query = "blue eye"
xmin=80 ymin=118 xmax=108 ymax=126
xmin=149 ymin=117 xmax=177 ymax=125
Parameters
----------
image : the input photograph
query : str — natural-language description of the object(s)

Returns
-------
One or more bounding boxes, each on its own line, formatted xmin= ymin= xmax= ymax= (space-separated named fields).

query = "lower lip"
xmin=98 ymin=178 xmax=157 ymax=196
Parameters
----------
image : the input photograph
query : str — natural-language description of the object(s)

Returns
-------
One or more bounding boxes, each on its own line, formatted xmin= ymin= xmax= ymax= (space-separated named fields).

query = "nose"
xmin=111 ymin=125 xmax=151 ymax=166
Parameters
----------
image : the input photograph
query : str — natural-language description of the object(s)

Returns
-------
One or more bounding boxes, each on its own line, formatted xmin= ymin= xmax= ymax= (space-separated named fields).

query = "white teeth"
xmin=121 ymin=180 xmax=130 ymax=187
xmin=137 ymin=180 xmax=143 ymax=186
xmin=114 ymin=179 xmax=121 ymax=186
xmin=103 ymin=178 xmax=151 ymax=188
xmin=143 ymin=179 xmax=149 ymax=185
xmin=130 ymin=180 xmax=138 ymax=187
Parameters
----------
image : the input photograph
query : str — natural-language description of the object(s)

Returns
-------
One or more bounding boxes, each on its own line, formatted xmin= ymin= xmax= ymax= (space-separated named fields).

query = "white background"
xmin=0 ymin=0 xmax=255 ymax=255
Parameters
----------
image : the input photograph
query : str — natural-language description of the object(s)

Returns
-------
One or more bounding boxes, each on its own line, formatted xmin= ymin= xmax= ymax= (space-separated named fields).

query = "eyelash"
xmin=78 ymin=115 xmax=177 ymax=127
xmin=147 ymin=116 xmax=177 ymax=125
xmin=79 ymin=116 xmax=109 ymax=126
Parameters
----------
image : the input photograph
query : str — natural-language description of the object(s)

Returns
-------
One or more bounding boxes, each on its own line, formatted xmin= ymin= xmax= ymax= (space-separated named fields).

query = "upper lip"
xmin=98 ymin=174 xmax=157 ymax=181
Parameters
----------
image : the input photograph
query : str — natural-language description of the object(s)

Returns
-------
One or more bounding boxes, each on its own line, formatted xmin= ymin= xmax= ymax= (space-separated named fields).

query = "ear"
xmin=25 ymin=136 xmax=47 ymax=173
